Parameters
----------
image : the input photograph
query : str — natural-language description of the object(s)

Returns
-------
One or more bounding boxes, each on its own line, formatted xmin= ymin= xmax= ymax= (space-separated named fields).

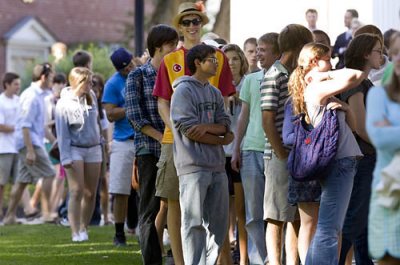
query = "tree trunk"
xmin=212 ymin=0 xmax=230 ymax=42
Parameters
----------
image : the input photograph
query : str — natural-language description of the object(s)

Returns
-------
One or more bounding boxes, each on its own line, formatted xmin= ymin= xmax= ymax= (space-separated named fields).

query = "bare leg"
xmin=100 ymin=169 xmax=109 ymax=224
xmin=21 ymin=188 xmax=36 ymax=215
xmin=228 ymin=195 xmax=236 ymax=244
xmin=217 ymin=233 xmax=233 ymax=265
xmin=297 ymin=202 xmax=319 ymax=264
xmin=155 ymin=199 xmax=168 ymax=255
xmin=81 ymin=162 xmax=101 ymax=230
xmin=379 ymin=255 xmax=400 ymax=265
xmin=29 ymin=178 xmax=42 ymax=210
xmin=41 ymin=177 xmax=55 ymax=221
xmin=286 ymin=221 xmax=300 ymax=265
xmin=4 ymin=182 xmax=28 ymax=224
xmin=113 ymin=194 xmax=128 ymax=223
xmin=234 ymin=182 xmax=248 ymax=265
xmin=266 ymin=220 xmax=284 ymax=265
xmin=0 ymin=185 xmax=5 ymax=218
xmin=65 ymin=161 xmax=85 ymax=235
xmin=167 ymin=199 xmax=184 ymax=265
xmin=345 ymin=245 xmax=353 ymax=265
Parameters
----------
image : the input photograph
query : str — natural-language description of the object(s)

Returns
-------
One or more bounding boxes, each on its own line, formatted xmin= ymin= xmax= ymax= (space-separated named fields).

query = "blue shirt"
xmin=102 ymin=72 xmax=135 ymax=141
xmin=16 ymin=83 xmax=50 ymax=150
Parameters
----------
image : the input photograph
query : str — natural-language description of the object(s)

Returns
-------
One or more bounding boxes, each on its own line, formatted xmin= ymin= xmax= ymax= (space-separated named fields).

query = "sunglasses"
xmin=180 ymin=18 xmax=202 ymax=27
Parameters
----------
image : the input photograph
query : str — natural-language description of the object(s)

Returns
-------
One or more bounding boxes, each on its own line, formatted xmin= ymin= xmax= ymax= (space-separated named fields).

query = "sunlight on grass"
xmin=0 ymin=224 xmax=143 ymax=265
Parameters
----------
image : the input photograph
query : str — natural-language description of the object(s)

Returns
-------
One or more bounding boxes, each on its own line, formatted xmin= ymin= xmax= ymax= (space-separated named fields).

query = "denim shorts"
xmin=71 ymin=145 xmax=102 ymax=163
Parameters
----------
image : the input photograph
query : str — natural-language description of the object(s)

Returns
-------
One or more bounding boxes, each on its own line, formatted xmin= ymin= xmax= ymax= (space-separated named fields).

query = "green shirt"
xmin=239 ymin=70 xmax=266 ymax=152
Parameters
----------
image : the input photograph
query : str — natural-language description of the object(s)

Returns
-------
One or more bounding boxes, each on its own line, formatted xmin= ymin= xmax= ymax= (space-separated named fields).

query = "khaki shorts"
xmin=0 ymin=153 xmax=19 ymax=185
xmin=263 ymin=153 xmax=298 ymax=222
xmin=17 ymin=146 xmax=55 ymax=184
xmin=155 ymin=144 xmax=179 ymax=200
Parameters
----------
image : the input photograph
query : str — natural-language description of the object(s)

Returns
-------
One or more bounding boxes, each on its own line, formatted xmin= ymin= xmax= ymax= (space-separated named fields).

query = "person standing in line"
xmin=171 ymin=43 xmax=234 ymax=265
xmin=231 ymin=32 xmax=280 ymax=265
xmin=243 ymin=37 xmax=260 ymax=73
xmin=339 ymin=33 xmax=383 ymax=265
xmin=261 ymin=24 xmax=314 ymax=265
xmin=125 ymin=24 xmax=179 ymax=265
xmin=287 ymin=42 xmax=364 ymax=265
xmin=366 ymin=32 xmax=400 ymax=265
xmin=332 ymin=9 xmax=359 ymax=69
xmin=0 ymin=73 xmax=21 ymax=221
xmin=102 ymin=48 xmax=136 ymax=246
xmin=152 ymin=3 xmax=235 ymax=264
xmin=55 ymin=67 xmax=102 ymax=242
xmin=221 ymin=43 xmax=249 ymax=265
xmin=3 ymin=63 xmax=56 ymax=225
xmin=305 ymin=9 xmax=318 ymax=31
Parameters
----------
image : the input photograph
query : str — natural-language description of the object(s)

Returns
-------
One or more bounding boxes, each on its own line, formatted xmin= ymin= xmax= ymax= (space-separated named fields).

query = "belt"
xmin=71 ymin=143 xmax=100 ymax=148
xmin=128 ymin=135 xmax=135 ymax=140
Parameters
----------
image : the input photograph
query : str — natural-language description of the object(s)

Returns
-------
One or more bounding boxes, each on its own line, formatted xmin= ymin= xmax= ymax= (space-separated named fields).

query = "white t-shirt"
xmin=0 ymin=93 xmax=19 ymax=153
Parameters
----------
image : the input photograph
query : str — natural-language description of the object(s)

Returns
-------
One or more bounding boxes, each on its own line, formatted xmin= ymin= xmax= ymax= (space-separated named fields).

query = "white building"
xmin=231 ymin=0 xmax=400 ymax=47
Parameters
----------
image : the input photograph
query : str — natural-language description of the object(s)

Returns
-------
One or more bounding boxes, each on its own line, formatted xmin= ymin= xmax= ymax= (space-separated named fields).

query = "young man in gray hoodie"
xmin=170 ymin=44 xmax=234 ymax=265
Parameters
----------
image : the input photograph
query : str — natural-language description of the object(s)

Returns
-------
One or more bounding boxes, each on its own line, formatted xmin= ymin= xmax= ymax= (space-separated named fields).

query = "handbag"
xmin=287 ymin=109 xmax=340 ymax=182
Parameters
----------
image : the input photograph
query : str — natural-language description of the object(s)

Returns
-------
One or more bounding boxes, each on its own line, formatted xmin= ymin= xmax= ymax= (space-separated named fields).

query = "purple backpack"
xmin=287 ymin=109 xmax=339 ymax=182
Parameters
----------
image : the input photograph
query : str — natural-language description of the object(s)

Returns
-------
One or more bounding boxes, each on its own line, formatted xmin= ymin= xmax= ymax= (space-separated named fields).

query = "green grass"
xmin=0 ymin=224 xmax=143 ymax=265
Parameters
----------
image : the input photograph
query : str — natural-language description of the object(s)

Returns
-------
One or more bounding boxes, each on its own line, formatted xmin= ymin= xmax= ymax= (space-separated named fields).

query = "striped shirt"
xmin=260 ymin=61 xmax=289 ymax=159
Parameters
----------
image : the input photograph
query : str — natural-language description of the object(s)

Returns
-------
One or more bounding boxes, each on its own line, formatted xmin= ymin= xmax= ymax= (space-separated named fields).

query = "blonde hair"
xmin=68 ymin=67 xmax=93 ymax=105
xmin=288 ymin=43 xmax=331 ymax=117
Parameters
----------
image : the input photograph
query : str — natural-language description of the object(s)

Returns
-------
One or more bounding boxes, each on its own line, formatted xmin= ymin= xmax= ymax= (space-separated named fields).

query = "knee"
xmin=69 ymin=189 xmax=83 ymax=201
xmin=83 ymin=188 xmax=95 ymax=201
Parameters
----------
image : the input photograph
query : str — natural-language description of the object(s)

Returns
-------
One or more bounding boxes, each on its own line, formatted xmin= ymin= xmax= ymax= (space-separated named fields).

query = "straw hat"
xmin=172 ymin=2 xmax=209 ymax=29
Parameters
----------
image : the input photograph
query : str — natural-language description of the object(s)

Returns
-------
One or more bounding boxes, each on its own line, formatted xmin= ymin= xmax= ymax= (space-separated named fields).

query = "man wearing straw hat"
xmin=153 ymin=2 xmax=235 ymax=264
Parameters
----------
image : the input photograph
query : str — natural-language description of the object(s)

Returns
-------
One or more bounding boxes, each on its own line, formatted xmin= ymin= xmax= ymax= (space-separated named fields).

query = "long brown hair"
xmin=288 ymin=43 xmax=331 ymax=117
xmin=385 ymin=32 xmax=400 ymax=102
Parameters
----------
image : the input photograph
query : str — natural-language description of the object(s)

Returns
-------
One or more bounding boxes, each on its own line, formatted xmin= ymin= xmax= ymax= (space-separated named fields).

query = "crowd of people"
xmin=1 ymin=2 xmax=400 ymax=265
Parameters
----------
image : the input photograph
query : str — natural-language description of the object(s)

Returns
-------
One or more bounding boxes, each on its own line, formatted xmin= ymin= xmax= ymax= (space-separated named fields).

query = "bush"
xmin=21 ymin=43 xmax=116 ymax=90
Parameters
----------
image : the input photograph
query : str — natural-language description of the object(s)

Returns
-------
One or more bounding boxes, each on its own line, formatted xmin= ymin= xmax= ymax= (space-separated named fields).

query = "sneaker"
xmin=113 ymin=233 xmax=127 ymax=247
xmin=60 ymin=217 xmax=70 ymax=227
xmin=79 ymin=229 xmax=89 ymax=241
xmin=72 ymin=233 xmax=82 ymax=242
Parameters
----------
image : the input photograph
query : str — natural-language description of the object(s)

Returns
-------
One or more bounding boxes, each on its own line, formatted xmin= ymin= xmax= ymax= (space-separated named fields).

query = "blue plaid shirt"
xmin=125 ymin=60 xmax=164 ymax=158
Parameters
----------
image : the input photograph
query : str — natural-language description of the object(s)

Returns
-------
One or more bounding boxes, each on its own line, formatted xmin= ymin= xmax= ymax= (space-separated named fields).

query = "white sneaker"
xmin=60 ymin=217 xmax=70 ymax=227
xmin=72 ymin=233 xmax=82 ymax=242
xmin=79 ymin=229 xmax=89 ymax=241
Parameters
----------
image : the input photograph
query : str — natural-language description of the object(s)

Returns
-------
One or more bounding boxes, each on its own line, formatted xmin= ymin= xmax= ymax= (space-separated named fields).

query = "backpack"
xmin=287 ymin=107 xmax=340 ymax=182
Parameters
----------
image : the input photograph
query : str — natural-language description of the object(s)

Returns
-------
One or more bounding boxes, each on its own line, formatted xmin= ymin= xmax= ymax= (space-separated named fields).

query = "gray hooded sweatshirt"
xmin=55 ymin=87 xmax=101 ymax=165
xmin=171 ymin=76 xmax=231 ymax=176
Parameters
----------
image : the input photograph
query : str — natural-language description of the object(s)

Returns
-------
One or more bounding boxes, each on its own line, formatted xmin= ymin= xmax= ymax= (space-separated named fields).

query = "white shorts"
xmin=71 ymin=145 xmax=103 ymax=163
xmin=109 ymin=139 xmax=135 ymax=195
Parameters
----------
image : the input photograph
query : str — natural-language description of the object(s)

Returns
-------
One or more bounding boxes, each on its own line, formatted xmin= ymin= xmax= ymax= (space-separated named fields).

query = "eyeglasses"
xmin=204 ymin=57 xmax=218 ymax=64
xmin=180 ymin=18 xmax=202 ymax=27
xmin=372 ymin=49 xmax=383 ymax=55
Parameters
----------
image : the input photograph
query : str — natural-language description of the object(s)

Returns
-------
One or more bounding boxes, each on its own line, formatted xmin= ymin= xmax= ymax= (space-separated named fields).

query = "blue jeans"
xmin=179 ymin=171 xmax=229 ymax=265
xmin=241 ymin=151 xmax=267 ymax=265
xmin=306 ymin=157 xmax=358 ymax=265
xmin=339 ymin=154 xmax=375 ymax=265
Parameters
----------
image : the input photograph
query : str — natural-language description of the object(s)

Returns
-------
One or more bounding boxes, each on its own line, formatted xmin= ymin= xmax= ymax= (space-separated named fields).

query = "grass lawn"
xmin=0 ymin=224 xmax=143 ymax=265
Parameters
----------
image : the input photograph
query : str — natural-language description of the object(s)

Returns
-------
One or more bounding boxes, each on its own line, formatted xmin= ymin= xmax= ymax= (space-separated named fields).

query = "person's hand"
xmin=26 ymin=149 xmax=36 ymax=165
xmin=187 ymin=124 xmax=208 ymax=139
xmin=327 ymin=97 xmax=349 ymax=112
xmin=276 ymin=149 xmax=289 ymax=160
xmin=222 ymin=131 xmax=234 ymax=145
xmin=63 ymin=163 xmax=73 ymax=169
xmin=374 ymin=118 xmax=391 ymax=127
xmin=231 ymin=149 xmax=241 ymax=172
xmin=305 ymin=69 xmax=329 ymax=84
